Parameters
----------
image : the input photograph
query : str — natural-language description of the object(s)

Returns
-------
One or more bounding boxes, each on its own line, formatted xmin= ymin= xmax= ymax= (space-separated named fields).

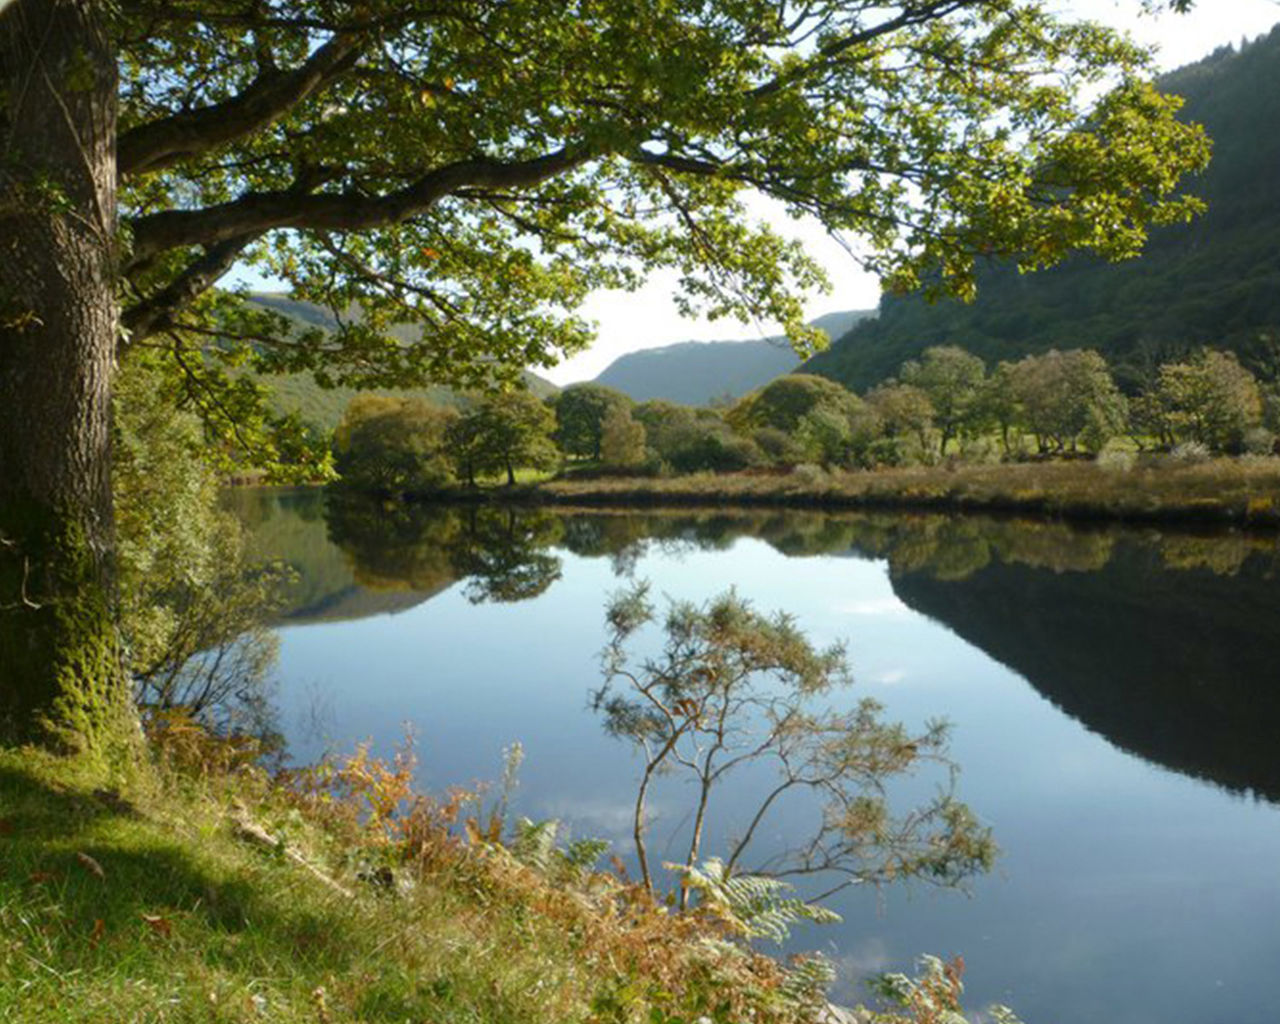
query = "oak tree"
xmin=1 ymin=0 xmax=1208 ymax=748
xmin=448 ymin=390 xmax=559 ymax=486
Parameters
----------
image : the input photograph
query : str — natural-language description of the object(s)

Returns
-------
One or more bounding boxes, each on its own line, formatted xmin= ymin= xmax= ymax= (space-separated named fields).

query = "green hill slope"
xmin=805 ymin=28 xmax=1280 ymax=392
xmin=244 ymin=294 xmax=558 ymax=432
xmin=592 ymin=309 xmax=872 ymax=404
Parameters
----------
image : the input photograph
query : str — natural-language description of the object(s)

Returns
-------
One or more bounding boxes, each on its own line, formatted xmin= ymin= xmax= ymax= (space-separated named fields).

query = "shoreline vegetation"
xmin=0 ymin=722 xmax=984 ymax=1024
xmin=328 ymin=457 xmax=1280 ymax=530
xmin=315 ymin=342 xmax=1280 ymax=532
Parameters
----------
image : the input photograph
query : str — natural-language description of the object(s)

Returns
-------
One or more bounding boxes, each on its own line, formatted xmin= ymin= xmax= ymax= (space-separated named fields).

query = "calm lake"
xmin=229 ymin=488 xmax=1280 ymax=1024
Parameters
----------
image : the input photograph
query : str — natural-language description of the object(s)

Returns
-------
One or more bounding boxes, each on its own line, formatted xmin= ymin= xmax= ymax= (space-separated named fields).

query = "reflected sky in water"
xmin=240 ymin=493 xmax=1280 ymax=1024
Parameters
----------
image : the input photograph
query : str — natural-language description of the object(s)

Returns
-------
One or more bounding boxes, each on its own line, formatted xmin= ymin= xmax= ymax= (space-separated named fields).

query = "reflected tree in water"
xmin=258 ymin=494 xmax=1280 ymax=801
xmin=453 ymin=506 xmax=564 ymax=604
xmin=324 ymin=497 xmax=564 ymax=604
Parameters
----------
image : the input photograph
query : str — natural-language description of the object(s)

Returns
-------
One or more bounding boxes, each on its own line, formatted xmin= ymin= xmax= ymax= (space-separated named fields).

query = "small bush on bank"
xmin=1170 ymin=441 xmax=1212 ymax=464
xmin=1243 ymin=427 xmax=1276 ymax=456
xmin=1096 ymin=444 xmax=1137 ymax=473
xmin=790 ymin=463 xmax=829 ymax=487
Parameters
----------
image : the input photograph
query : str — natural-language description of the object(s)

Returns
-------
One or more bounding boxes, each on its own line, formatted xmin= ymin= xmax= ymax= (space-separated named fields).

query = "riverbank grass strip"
xmin=536 ymin=458 xmax=1280 ymax=526
xmin=0 ymin=749 xmax=611 ymax=1023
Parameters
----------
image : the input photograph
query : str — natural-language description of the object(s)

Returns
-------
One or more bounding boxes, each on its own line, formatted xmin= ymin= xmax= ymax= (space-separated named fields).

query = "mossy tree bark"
xmin=0 ymin=0 xmax=132 ymax=753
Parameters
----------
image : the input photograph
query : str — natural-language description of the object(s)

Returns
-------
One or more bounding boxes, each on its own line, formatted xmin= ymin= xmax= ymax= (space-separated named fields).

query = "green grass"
xmin=529 ymin=456 xmax=1280 ymax=527
xmin=0 ymin=736 xmax=834 ymax=1024
xmin=0 ymin=748 xmax=615 ymax=1024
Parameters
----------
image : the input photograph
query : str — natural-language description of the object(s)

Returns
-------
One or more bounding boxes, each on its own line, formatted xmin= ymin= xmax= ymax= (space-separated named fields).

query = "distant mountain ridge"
xmin=592 ymin=309 xmax=873 ymax=404
xmin=242 ymin=293 xmax=558 ymax=432
xmin=805 ymin=27 xmax=1280 ymax=392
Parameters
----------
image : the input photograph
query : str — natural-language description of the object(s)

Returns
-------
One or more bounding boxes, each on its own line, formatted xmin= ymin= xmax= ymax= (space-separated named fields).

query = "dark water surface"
xmin=230 ymin=489 xmax=1280 ymax=1024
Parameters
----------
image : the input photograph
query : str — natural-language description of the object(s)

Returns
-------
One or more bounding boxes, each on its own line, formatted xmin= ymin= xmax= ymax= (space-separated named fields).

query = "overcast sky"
xmin=548 ymin=0 xmax=1280 ymax=384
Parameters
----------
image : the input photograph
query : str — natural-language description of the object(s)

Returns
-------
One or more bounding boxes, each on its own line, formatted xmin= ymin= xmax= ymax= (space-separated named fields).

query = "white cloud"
xmin=837 ymin=596 xmax=911 ymax=618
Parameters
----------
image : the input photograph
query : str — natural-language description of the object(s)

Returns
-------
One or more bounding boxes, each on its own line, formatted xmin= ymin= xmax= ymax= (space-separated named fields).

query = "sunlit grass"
xmin=0 ymin=726 xmax=851 ymax=1024
xmin=0 ymin=748 xmax=603 ymax=1024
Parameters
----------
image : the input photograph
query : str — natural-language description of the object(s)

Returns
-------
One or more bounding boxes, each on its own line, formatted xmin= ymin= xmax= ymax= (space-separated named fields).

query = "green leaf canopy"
xmin=115 ymin=0 xmax=1209 ymax=405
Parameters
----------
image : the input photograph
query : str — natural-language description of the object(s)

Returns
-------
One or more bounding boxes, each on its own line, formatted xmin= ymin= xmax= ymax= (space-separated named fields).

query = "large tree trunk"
xmin=0 ymin=0 xmax=130 ymax=752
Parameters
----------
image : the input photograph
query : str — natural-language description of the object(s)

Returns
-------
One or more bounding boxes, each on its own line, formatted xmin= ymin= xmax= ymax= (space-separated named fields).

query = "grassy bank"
xmin=1 ymin=727 xmax=928 ymax=1024
xmin=520 ymin=458 xmax=1280 ymax=528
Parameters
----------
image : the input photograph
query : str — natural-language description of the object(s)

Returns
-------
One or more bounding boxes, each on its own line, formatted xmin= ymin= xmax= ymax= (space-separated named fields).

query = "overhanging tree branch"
xmin=118 ymin=32 xmax=365 ymax=178
xmin=126 ymin=147 xmax=593 ymax=264
xmin=122 ymin=233 xmax=258 ymax=343
xmin=749 ymin=0 xmax=975 ymax=98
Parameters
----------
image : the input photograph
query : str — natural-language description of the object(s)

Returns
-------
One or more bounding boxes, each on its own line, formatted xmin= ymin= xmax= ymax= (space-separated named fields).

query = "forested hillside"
xmin=806 ymin=27 xmax=1280 ymax=392
xmin=593 ymin=309 xmax=871 ymax=404
xmin=245 ymin=294 xmax=558 ymax=432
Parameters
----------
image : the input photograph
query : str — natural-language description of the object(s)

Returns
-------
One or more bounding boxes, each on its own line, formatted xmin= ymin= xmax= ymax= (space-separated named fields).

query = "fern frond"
xmin=666 ymin=858 xmax=841 ymax=944
xmin=511 ymin=817 xmax=559 ymax=874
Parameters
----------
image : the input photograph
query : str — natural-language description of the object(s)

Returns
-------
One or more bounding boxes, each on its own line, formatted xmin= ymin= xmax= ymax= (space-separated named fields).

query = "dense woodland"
xmin=805 ymin=28 xmax=1280 ymax=392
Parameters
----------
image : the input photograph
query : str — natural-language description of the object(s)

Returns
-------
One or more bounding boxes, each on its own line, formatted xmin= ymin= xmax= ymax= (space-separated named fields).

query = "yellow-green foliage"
xmin=599 ymin=405 xmax=648 ymax=470
xmin=114 ymin=361 xmax=287 ymax=716
xmin=333 ymin=394 xmax=459 ymax=494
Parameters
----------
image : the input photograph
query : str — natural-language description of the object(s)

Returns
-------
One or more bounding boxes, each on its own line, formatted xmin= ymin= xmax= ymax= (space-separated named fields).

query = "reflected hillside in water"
xmin=231 ymin=489 xmax=1280 ymax=802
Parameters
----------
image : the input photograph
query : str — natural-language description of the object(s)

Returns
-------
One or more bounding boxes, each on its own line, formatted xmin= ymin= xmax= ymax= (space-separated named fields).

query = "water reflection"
xmin=234 ymin=488 xmax=1280 ymax=804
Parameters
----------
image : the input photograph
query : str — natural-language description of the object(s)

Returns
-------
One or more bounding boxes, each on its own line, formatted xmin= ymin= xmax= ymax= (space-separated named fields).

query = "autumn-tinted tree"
xmin=599 ymin=405 xmax=649 ymax=471
xmin=594 ymin=585 xmax=996 ymax=904
xmin=1155 ymin=349 xmax=1264 ymax=452
xmin=332 ymin=395 xmax=457 ymax=493
xmin=1 ymin=0 xmax=1209 ymax=747
xmin=1008 ymin=349 xmax=1128 ymax=453
xmin=866 ymin=382 xmax=935 ymax=453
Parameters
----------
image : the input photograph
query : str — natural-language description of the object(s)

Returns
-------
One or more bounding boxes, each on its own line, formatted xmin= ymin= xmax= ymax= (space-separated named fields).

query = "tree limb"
xmin=118 ymin=32 xmax=363 ymax=178
xmin=122 ymin=233 xmax=258 ymax=343
xmin=126 ymin=147 xmax=592 ymax=265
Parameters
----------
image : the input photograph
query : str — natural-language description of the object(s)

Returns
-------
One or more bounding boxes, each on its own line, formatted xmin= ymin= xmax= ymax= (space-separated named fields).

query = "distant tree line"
xmin=330 ymin=343 xmax=1277 ymax=494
